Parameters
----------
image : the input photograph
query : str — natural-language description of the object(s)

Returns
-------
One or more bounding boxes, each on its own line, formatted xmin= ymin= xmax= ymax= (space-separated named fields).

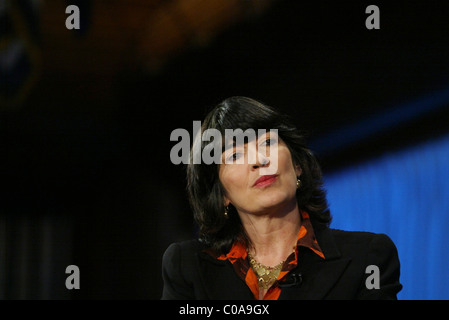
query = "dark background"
xmin=1 ymin=0 xmax=449 ymax=299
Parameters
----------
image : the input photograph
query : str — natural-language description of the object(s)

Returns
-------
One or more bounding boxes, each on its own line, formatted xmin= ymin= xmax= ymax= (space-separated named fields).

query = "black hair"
xmin=186 ymin=96 xmax=331 ymax=255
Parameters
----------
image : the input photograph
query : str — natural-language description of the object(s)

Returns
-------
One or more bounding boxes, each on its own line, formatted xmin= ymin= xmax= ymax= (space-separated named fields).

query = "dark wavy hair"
xmin=186 ymin=96 xmax=331 ymax=255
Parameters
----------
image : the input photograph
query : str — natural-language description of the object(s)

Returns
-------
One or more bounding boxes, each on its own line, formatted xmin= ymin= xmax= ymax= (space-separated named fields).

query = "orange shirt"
xmin=214 ymin=211 xmax=325 ymax=300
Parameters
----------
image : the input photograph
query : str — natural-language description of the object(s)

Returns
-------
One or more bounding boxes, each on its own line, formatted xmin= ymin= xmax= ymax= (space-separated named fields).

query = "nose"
xmin=252 ymin=150 xmax=270 ymax=169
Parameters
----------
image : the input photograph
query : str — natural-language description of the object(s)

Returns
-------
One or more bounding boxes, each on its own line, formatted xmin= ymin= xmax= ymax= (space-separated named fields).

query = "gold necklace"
xmin=247 ymin=251 xmax=286 ymax=289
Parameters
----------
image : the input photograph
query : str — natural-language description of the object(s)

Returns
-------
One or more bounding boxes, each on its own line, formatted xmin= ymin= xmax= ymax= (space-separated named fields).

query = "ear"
xmin=222 ymin=192 xmax=231 ymax=207
xmin=295 ymin=164 xmax=302 ymax=177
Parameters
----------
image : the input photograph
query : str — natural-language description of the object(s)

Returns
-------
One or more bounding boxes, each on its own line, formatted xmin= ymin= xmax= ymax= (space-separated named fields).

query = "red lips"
xmin=253 ymin=174 xmax=278 ymax=187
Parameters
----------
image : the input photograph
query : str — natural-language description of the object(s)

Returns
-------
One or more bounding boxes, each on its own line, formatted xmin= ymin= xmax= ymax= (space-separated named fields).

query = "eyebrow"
xmin=222 ymin=132 xmax=273 ymax=152
xmin=222 ymin=139 xmax=243 ymax=152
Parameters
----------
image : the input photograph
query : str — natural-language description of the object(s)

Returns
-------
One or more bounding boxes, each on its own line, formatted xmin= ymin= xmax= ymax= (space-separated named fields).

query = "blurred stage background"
xmin=1 ymin=0 xmax=449 ymax=299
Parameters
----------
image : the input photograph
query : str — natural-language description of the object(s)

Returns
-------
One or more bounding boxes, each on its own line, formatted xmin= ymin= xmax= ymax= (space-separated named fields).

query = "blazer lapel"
xmin=279 ymin=227 xmax=352 ymax=300
xmin=196 ymin=251 xmax=254 ymax=300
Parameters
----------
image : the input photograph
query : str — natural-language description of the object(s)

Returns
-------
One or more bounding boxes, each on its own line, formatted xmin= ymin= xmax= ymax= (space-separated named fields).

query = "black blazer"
xmin=161 ymin=227 xmax=402 ymax=300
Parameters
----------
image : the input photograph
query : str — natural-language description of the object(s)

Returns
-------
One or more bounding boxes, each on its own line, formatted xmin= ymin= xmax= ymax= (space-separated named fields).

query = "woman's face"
xmin=218 ymin=131 xmax=301 ymax=216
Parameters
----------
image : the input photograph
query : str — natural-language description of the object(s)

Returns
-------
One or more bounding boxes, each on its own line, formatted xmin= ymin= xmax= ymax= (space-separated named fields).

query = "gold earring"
xmin=296 ymin=178 xmax=301 ymax=189
xmin=224 ymin=206 xmax=229 ymax=218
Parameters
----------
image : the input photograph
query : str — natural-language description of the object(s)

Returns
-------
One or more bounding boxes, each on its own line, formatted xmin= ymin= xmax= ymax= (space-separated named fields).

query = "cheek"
xmin=278 ymin=148 xmax=297 ymax=174
xmin=277 ymin=149 xmax=299 ymax=191
xmin=219 ymin=166 xmax=246 ymax=196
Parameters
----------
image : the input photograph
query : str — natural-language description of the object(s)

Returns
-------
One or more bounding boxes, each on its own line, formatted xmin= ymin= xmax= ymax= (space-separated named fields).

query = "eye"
xmin=261 ymin=138 xmax=277 ymax=146
xmin=227 ymin=152 xmax=243 ymax=162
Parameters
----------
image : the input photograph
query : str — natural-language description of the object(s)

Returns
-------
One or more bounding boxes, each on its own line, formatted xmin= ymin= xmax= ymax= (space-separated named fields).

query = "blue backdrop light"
xmin=324 ymin=133 xmax=449 ymax=300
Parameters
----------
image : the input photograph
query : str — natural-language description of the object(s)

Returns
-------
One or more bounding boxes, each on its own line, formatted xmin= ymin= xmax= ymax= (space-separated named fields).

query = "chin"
xmin=257 ymin=192 xmax=294 ymax=211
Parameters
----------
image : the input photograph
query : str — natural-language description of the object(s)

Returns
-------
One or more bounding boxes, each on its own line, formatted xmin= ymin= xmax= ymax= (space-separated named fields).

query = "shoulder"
xmin=328 ymin=228 xmax=400 ymax=271
xmin=330 ymin=228 xmax=394 ymax=244
xmin=326 ymin=229 xmax=402 ymax=299
xmin=162 ymin=239 xmax=205 ymax=267
xmin=161 ymin=239 xmax=205 ymax=299
xmin=315 ymin=227 xmax=399 ymax=263
xmin=329 ymin=228 xmax=398 ymax=252
xmin=163 ymin=239 xmax=203 ymax=255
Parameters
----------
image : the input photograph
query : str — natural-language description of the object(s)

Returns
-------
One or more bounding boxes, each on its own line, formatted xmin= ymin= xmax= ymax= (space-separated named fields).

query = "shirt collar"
xmin=214 ymin=210 xmax=325 ymax=261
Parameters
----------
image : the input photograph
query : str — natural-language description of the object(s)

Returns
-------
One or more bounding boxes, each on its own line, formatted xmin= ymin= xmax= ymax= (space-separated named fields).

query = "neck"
xmin=239 ymin=201 xmax=302 ymax=266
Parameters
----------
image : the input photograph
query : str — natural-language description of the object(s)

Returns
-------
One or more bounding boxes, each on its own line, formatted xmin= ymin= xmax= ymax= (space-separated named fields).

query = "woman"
xmin=162 ymin=96 xmax=402 ymax=300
